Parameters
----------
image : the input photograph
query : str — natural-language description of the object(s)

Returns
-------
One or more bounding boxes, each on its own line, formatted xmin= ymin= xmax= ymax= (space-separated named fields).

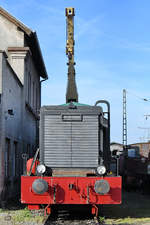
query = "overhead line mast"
xmin=65 ymin=7 xmax=78 ymax=103
xmin=123 ymin=89 xmax=127 ymax=148
xmin=122 ymin=89 xmax=149 ymax=146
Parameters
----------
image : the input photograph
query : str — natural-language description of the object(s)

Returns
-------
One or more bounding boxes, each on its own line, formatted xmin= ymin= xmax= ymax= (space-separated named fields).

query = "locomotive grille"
xmin=40 ymin=112 xmax=99 ymax=168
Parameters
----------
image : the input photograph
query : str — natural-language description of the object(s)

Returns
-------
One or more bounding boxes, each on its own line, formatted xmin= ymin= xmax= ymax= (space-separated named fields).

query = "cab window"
xmin=127 ymin=148 xmax=140 ymax=158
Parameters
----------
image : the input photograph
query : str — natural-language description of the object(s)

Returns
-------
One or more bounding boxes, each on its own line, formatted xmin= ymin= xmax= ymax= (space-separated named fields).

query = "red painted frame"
xmin=21 ymin=176 xmax=121 ymax=206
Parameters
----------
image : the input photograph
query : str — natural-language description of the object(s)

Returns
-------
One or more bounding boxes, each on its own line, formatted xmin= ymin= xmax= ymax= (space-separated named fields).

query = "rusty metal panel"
xmin=52 ymin=168 xmax=96 ymax=177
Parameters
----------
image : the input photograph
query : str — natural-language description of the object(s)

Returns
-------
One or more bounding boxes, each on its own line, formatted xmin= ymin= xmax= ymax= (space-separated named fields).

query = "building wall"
xmin=0 ymin=53 xmax=4 ymax=196
xmin=0 ymin=13 xmax=42 ymax=200
xmin=23 ymin=53 xmax=40 ymax=152
xmin=0 ymin=14 xmax=24 ymax=51
xmin=0 ymin=53 xmax=23 ymax=198
xmin=3 ymin=61 xmax=22 ymax=141
xmin=7 ymin=48 xmax=40 ymax=157
xmin=0 ymin=53 xmax=41 ymax=199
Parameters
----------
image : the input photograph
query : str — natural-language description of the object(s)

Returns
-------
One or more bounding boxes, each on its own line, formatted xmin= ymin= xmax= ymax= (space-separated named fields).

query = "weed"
xmin=99 ymin=216 xmax=105 ymax=224
xmin=10 ymin=208 xmax=44 ymax=223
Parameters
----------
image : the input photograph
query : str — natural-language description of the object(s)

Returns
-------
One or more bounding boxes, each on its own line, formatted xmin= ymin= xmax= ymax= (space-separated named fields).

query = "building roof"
xmin=110 ymin=142 xmax=123 ymax=146
xmin=131 ymin=141 xmax=150 ymax=145
xmin=0 ymin=7 xmax=48 ymax=79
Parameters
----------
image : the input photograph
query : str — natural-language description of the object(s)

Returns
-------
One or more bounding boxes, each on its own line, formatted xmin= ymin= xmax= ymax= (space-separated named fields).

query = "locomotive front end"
xmin=21 ymin=102 xmax=121 ymax=215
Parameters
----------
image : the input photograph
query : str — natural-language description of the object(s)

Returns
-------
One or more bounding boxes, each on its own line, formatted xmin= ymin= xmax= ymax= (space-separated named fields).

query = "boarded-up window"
xmin=28 ymin=72 xmax=31 ymax=104
xmin=5 ymin=138 xmax=11 ymax=177
xmin=32 ymin=81 xmax=35 ymax=109
xmin=14 ymin=141 xmax=18 ymax=176
xmin=36 ymin=86 xmax=38 ymax=111
xmin=27 ymin=144 xmax=30 ymax=158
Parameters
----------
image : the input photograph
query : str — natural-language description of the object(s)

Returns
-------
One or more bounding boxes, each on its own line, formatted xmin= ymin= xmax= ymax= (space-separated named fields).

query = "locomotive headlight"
xmin=97 ymin=166 xmax=106 ymax=175
xmin=32 ymin=179 xmax=48 ymax=194
xmin=147 ymin=164 xmax=150 ymax=174
xmin=36 ymin=164 xmax=46 ymax=174
xmin=94 ymin=179 xmax=110 ymax=195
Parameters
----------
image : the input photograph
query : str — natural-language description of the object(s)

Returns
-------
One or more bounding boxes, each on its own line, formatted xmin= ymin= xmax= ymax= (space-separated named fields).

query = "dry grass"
xmin=0 ymin=207 xmax=45 ymax=224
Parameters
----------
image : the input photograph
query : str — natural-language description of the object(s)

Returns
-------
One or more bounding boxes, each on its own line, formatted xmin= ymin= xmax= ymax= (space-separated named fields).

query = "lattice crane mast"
xmin=65 ymin=7 xmax=78 ymax=103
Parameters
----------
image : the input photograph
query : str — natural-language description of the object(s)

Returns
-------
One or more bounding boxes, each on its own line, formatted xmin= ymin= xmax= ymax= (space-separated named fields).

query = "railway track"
xmin=44 ymin=206 xmax=101 ymax=225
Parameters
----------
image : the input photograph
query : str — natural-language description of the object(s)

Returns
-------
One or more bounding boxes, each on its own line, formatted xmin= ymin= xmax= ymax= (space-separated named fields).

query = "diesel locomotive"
xmin=21 ymin=8 xmax=121 ymax=216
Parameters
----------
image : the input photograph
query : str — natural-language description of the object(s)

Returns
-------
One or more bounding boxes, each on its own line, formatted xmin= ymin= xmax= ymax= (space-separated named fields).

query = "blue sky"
xmin=1 ymin=0 xmax=150 ymax=144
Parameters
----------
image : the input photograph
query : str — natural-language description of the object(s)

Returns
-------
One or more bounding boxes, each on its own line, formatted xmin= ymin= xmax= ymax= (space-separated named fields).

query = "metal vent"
xmin=41 ymin=114 xmax=99 ymax=168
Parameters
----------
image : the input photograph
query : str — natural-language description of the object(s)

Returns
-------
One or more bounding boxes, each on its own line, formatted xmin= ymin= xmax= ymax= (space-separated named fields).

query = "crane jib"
xmin=65 ymin=7 xmax=78 ymax=103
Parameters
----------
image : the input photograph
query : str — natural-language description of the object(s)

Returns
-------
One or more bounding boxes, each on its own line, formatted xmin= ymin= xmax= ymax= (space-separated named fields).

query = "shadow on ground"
xmin=103 ymin=190 xmax=150 ymax=221
xmin=1 ymin=198 xmax=25 ymax=211
xmin=44 ymin=205 xmax=94 ymax=225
